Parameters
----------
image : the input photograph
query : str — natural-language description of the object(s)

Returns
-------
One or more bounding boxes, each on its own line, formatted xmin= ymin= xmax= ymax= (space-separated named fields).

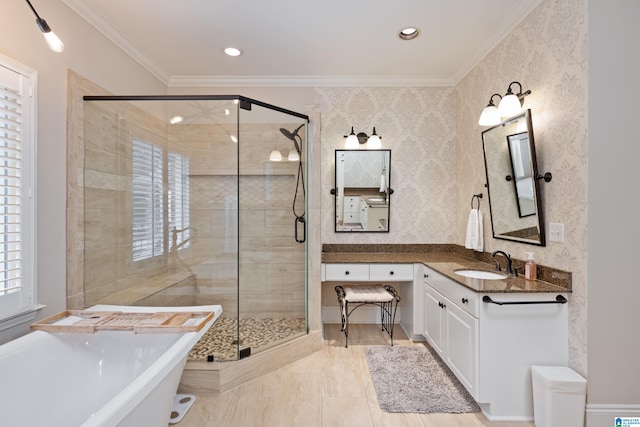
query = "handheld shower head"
xmin=280 ymin=123 xmax=305 ymax=154
xmin=279 ymin=123 xmax=306 ymax=243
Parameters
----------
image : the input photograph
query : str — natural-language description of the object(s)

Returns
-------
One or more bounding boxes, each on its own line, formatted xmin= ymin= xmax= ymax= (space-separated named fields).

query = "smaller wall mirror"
xmin=334 ymin=149 xmax=391 ymax=232
xmin=482 ymin=109 xmax=547 ymax=246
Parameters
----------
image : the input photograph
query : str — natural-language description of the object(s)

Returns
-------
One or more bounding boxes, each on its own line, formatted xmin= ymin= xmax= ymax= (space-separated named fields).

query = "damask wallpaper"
xmin=317 ymin=0 xmax=588 ymax=374
xmin=318 ymin=86 xmax=458 ymax=244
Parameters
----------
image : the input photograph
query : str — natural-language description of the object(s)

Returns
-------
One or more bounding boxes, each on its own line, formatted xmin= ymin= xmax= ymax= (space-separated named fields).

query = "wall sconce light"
xmin=25 ymin=0 xmax=65 ymax=53
xmin=478 ymin=94 xmax=502 ymax=126
xmin=497 ymin=81 xmax=531 ymax=118
xmin=479 ymin=82 xmax=532 ymax=126
xmin=344 ymin=126 xmax=382 ymax=149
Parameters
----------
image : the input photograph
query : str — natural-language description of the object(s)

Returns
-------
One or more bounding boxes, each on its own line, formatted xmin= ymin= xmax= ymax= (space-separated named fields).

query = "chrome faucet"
xmin=491 ymin=250 xmax=515 ymax=276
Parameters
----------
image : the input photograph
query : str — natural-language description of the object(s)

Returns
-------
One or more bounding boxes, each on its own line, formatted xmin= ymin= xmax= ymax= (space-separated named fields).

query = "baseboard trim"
xmin=586 ymin=404 xmax=640 ymax=426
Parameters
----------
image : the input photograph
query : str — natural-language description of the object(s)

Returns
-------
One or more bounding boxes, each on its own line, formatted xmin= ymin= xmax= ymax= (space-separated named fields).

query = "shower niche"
xmin=81 ymin=95 xmax=309 ymax=361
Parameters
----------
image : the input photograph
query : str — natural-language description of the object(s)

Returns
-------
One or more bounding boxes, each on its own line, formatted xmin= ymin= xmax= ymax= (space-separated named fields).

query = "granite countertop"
xmin=321 ymin=251 xmax=571 ymax=294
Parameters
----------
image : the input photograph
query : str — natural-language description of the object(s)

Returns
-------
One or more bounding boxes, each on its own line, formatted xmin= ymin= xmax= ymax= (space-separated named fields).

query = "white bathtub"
xmin=0 ymin=304 xmax=222 ymax=427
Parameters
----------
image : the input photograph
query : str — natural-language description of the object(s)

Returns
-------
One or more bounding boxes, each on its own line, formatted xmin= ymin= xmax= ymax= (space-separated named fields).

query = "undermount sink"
xmin=367 ymin=197 xmax=385 ymax=202
xmin=454 ymin=269 xmax=507 ymax=280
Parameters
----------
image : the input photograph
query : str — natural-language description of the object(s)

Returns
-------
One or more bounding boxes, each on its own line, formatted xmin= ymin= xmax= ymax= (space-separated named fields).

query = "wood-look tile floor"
xmin=175 ymin=324 xmax=535 ymax=427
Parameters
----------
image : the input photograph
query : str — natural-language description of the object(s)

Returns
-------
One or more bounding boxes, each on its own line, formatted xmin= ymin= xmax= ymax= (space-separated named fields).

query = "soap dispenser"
xmin=524 ymin=252 xmax=537 ymax=281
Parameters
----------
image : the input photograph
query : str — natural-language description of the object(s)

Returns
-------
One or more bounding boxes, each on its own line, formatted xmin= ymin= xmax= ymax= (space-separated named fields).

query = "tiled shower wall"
xmin=70 ymin=72 xmax=306 ymax=320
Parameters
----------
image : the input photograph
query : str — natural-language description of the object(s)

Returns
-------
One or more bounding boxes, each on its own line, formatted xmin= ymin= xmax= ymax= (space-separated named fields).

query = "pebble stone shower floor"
xmin=188 ymin=317 xmax=307 ymax=361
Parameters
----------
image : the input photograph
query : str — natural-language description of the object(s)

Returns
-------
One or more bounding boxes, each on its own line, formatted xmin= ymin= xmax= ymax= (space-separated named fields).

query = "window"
xmin=131 ymin=139 xmax=164 ymax=261
xmin=168 ymin=151 xmax=190 ymax=250
xmin=131 ymin=139 xmax=190 ymax=262
xmin=0 ymin=55 xmax=36 ymax=321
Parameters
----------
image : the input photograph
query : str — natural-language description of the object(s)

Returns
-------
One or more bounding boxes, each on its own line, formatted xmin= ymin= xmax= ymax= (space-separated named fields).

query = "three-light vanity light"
xmin=479 ymin=81 xmax=532 ymax=126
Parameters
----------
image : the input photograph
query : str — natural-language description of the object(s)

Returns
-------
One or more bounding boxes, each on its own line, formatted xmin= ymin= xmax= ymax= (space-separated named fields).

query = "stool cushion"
xmin=343 ymin=285 xmax=394 ymax=303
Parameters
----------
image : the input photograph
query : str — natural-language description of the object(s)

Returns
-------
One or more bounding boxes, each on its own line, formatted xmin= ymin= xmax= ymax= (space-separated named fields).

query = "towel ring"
xmin=471 ymin=193 xmax=483 ymax=209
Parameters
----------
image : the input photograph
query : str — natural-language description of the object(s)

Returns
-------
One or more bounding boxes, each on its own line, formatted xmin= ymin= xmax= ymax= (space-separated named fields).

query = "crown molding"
xmin=168 ymin=75 xmax=455 ymax=88
xmin=453 ymin=0 xmax=544 ymax=84
xmin=62 ymin=0 xmax=170 ymax=85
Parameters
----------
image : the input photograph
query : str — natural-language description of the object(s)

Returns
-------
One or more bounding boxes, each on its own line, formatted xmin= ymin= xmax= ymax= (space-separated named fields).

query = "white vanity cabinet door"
xmin=423 ymin=284 xmax=446 ymax=356
xmin=370 ymin=263 xmax=413 ymax=281
xmin=445 ymin=299 xmax=479 ymax=399
xmin=324 ymin=263 xmax=369 ymax=281
xmin=359 ymin=199 xmax=369 ymax=229
xmin=424 ymin=281 xmax=479 ymax=400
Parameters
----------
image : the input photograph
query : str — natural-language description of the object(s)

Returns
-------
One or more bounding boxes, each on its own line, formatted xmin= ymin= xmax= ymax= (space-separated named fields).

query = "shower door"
xmin=82 ymin=95 xmax=308 ymax=361
xmin=236 ymin=100 xmax=308 ymax=358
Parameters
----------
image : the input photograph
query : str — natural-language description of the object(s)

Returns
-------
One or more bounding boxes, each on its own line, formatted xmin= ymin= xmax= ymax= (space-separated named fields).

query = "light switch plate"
xmin=548 ymin=222 xmax=565 ymax=243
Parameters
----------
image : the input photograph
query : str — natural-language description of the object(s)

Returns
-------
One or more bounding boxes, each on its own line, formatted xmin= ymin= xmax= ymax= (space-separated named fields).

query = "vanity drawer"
xmin=369 ymin=263 xmax=413 ymax=281
xmin=325 ymin=263 xmax=369 ymax=281
xmin=424 ymin=267 xmax=479 ymax=317
xmin=344 ymin=212 xmax=360 ymax=222
xmin=344 ymin=197 xmax=360 ymax=213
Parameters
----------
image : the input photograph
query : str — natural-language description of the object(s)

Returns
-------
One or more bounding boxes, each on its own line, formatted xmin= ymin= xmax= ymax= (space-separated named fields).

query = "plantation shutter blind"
xmin=168 ymin=151 xmax=190 ymax=250
xmin=132 ymin=139 xmax=164 ymax=261
xmin=0 ymin=64 xmax=32 ymax=314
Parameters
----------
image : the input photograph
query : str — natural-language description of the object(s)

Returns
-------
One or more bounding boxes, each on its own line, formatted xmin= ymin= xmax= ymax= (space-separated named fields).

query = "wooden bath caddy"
xmin=31 ymin=310 xmax=215 ymax=334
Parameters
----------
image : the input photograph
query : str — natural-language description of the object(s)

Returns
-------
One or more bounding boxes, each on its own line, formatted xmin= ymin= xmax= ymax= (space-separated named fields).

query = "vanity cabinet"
xmin=422 ymin=265 xmax=568 ymax=420
xmin=343 ymin=196 xmax=360 ymax=223
xmin=423 ymin=272 xmax=479 ymax=396
xmin=322 ymin=263 xmax=418 ymax=335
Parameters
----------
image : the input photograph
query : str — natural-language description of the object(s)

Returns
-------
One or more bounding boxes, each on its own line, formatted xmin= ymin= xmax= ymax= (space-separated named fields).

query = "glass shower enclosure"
xmin=82 ymin=95 xmax=308 ymax=361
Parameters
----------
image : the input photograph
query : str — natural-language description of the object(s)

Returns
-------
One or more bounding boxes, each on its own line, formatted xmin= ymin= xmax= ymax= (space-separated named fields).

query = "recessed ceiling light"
xmin=398 ymin=27 xmax=420 ymax=41
xmin=224 ymin=47 xmax=243 ymax=57
xmin=169 ymin=116 xmax=183 ymax=124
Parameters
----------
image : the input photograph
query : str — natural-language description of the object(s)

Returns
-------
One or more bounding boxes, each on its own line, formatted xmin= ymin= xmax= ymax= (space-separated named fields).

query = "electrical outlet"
xmin=548 ymin=222 xmax=565 ymax=243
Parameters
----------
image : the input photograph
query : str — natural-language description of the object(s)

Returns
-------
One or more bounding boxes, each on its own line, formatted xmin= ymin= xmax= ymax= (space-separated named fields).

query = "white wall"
xmin=0 ymin=0 xmax=165 ymax=340
xmin=587 ymin=0 xmax=640 ymax=420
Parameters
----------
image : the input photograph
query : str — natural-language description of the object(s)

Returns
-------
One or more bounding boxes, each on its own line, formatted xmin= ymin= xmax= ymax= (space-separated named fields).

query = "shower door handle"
xmin=295 ymin=216 xmax=306 ymax=243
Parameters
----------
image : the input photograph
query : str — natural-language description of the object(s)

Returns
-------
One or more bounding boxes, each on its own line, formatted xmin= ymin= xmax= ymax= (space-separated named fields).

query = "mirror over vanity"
xmin=482 ymin=109 xmax=549 ymax=246
xmin=334 ymin=149 xmax=391 ymax=232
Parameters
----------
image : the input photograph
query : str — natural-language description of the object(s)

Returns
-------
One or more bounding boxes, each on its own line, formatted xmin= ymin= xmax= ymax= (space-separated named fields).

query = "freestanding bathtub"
xmin=0 ymin=304 xmax=222 ymax=427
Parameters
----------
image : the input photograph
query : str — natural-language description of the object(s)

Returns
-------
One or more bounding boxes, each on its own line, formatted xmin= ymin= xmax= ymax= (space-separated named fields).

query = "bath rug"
xmin=169 ymin=393 xmax=196 ymax=424
xmin=364 ymin=345 xmax=480 ymax=414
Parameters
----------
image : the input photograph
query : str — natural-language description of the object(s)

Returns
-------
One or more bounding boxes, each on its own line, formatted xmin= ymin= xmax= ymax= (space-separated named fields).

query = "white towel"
xmin=379 ymin=174 xmax=386 ymax=192
xmin=464 ymin=209 xmax=483 ymax=252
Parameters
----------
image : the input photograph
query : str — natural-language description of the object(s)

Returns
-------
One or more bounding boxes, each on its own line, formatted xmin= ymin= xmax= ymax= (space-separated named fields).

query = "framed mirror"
xmin=482 ymin=109 xmax=546 ymax=245
xmin=334 ymin=149 xmax=391 ymax=232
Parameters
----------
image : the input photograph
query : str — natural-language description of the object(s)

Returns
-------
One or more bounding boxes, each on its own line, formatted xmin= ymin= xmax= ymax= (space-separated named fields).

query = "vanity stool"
xmin=334 ymin=284 xmax=400 ymax=348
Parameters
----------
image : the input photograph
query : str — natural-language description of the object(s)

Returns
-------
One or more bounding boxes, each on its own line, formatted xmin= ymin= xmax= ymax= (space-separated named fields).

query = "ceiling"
xmin=62 ymin=0 xmax=542 ymax=87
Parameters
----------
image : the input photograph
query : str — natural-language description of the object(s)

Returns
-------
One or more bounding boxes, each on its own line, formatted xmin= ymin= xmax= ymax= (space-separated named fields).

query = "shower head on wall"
xmin=280 ymin=124 xmax=305 ymax=154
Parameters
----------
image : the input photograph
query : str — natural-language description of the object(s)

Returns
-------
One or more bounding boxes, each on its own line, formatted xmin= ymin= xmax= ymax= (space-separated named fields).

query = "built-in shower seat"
xmin=334 ymin=284 xmax=400 ymax=348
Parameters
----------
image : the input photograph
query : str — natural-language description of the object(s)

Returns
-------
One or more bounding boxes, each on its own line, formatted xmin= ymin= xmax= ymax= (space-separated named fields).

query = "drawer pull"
xmin=424 ymin=274 xmax=428 ymax=278
xmin=438 ymin=301 xmax=446 ymax=309
xmin=345 ymin=271 xmax=350 ymax=275
xmin=389 ymin=271 xmax=394 ymax=275
xmin=462 ymin=298 xmax=468 ymax=304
